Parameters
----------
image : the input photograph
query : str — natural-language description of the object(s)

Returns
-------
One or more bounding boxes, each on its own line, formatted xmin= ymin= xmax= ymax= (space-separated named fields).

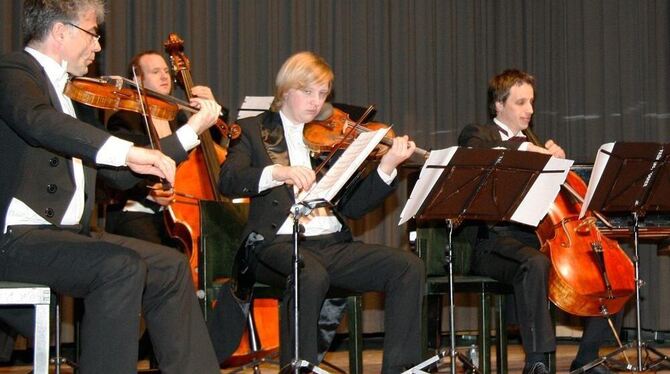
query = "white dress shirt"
xmin=258 ymin=110 xmax=396 ymax=236
xmin=493 ymin=118 xmax=529 ymax=151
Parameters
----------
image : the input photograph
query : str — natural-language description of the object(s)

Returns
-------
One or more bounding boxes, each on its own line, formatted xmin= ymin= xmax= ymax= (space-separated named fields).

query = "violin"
xmin=65 ymin=76 xmax=179 ymax=120
xmin=65 ymin=75 xmax=236 ymax=138
xmin=304 ymin=103 xmax=430 ymax=160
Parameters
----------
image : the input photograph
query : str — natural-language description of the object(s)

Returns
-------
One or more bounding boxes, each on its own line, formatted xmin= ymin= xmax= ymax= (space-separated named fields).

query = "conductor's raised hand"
xmin=125 ymin=146 xmax=176 ymax=185
xmin=379 ymin=135 xmax=416 ymax=175
xmin=273 ymin=165 xmax=316 ymax=191
xmin=186 ymin=97 xmax=221 ymax=135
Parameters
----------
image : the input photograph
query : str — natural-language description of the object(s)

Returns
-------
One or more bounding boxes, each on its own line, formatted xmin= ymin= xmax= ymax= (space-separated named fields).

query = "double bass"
xmin=164 ymin=33 xmax=279 ymax=365
xmin=163 ymin=33 xmax=240 ymax=287
xmin=524 ymin=128 xmax=635 ymax=317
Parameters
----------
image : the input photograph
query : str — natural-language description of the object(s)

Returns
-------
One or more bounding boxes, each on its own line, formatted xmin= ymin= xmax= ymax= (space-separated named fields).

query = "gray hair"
xmin=23 ymin=0 xmax=105 ymax=45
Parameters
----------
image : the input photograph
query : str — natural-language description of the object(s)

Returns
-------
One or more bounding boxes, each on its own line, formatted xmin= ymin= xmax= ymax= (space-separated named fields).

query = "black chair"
xmin=414 ymin=224 xmax=512 ymax=374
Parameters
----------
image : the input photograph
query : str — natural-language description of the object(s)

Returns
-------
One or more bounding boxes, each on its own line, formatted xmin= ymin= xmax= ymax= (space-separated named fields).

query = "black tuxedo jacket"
xmin=458 ymin=121 xmax=524 ymax=150
xmin=0 ymin=51 xmax=187 ymax=231
xmin=218 ymin=110 xmax=397 ymax=245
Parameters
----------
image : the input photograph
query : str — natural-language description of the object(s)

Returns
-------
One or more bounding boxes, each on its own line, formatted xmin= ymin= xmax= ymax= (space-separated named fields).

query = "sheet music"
xmin=579 ymin=142 xmax=615 ymax=218
xmin=399 ymin=148 xmax=572 ymax=227
xmin=298 ymin=127 xmax=390 ymax=203
xmin=237 ymin=96 xmax=274 ymax=119
xmin=511 ymin=156 xmax=573 ymax=226
xmin=398 ymin=147 xmax=459 ymax=225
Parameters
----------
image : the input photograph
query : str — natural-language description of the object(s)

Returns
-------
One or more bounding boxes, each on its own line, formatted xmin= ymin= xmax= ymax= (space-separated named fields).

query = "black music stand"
xmin=279 ymin=199 xmax=332 ymax=374
xmin=572 ymin=142 xmax=670 ymax=373
xmin=402 ymin=147 xmax=569 ymax=374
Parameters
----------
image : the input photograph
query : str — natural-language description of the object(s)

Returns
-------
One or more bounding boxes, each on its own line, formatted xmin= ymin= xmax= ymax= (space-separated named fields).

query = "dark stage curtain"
xmin=2 ymin=0 xmax=669 ymax=333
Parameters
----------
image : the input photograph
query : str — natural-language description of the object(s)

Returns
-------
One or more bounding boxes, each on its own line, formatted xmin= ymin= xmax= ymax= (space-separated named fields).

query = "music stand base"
xmin=279 ymin=359 xmax=331 ymax=374
xmin=402 ymin=348 xmax=481 ymax=374
xmin=569 ymin=341 xmax=670 ymax=373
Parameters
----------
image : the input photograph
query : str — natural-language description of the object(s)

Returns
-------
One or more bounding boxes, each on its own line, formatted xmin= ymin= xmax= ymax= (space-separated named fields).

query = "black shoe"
xmin=523 ymin=362 xmax=550 ymax=374
xmin=569 ymin=360 xmax=614 ymax=373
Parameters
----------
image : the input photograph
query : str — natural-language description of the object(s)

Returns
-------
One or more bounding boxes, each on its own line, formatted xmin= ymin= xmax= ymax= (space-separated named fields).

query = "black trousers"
xmin=471 ymin=226 xmax=620 ymax=359
xmin=250 ymin=232 xmax=425 ymax=374
xmin=105 ymin=209 xmax=179 ymax=249
xmin=0 ymin=225 xmax=219 ymax=374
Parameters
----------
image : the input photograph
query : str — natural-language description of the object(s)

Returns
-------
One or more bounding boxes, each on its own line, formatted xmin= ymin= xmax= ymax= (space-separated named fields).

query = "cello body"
xmin=166 ymin=138 xmax=228 ymax=285
xmin=538 ymin=171 xmax=635 ymax=316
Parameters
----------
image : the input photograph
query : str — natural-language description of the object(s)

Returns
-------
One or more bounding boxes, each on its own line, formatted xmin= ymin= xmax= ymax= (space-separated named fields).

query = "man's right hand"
xmin=527 ymin=140 xmax=566 ymax=159
xmin=125 ymin=146 xmax=176 ymax=184
xmin=272 ymin=165 xmax=316 ymax=191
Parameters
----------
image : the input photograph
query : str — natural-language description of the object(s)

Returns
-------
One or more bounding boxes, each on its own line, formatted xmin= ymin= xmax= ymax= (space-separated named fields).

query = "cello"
xmin=524 ymin=128 xmax=635 ymax=317
xmin=164 ymin=33 xmax=279 ymax=365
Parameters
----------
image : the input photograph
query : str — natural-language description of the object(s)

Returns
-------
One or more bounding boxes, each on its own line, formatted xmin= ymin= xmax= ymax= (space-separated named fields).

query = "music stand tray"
xmin=575 ymin=142 xmax=670 ymax=373
xmin=401 ymin=147 xmax=572 ymax=374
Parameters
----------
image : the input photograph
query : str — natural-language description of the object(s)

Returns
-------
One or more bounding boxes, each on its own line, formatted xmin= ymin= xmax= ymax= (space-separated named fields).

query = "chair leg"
xmin=52 ymin=297 xmax=79 ymax=374
xmin=478 ymin=291 xmax=491 ymax=374
xmin=54 ymin=299 xmax=61 ymax=374
xmin=346 ymin=295 xmax=363 ymax=374
xmin=495 ymin=294 xmax=507 ymax=374
xmin=34 ymin=303 xmax=50 ymax=374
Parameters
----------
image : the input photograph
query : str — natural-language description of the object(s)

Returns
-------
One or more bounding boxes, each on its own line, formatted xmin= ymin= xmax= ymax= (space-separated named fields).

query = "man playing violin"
xmin=0 ymin=1 xmax=221 ymax=373
xmin=458 ymin=69 xmax=618 ymax=374
xmin=219 ymin=51 xmax=425 ymax=373
xmin=104 ymin=50 xmax=218 ymax=248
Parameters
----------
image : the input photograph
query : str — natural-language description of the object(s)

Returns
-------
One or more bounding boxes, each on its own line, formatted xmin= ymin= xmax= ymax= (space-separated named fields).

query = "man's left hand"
xmin=379 ymin=135 xmax=416 ymax=175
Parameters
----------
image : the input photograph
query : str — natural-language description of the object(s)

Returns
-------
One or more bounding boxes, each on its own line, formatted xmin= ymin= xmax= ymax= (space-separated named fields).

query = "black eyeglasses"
xmin=65 ymin=22 xmax=101 ymax=43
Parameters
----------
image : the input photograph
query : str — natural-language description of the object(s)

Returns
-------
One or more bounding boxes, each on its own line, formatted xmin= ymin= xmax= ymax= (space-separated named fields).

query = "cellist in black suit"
xmin=459 ymin=69 xmax=618 ymax=374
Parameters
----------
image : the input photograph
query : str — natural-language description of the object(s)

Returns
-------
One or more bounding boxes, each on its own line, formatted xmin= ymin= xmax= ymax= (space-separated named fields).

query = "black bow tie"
xmin=496 ymin=124 xmax=527 ymax=142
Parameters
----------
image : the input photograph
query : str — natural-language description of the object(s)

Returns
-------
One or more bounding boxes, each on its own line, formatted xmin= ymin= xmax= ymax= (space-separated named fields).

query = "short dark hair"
xmin=487 ymin=69 xmax=535 ymax=118
xmin=23 ymin=0 xmax=105 ymax=45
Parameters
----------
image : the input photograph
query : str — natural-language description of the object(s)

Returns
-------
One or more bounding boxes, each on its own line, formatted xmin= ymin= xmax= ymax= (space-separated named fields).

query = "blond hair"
xmin=271 ymin=51 xmax=334 ymax=111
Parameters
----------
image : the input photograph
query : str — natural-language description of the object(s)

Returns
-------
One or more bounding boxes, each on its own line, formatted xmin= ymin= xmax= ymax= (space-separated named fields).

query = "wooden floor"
xmin=1 ymin=343 xmax=669 ymax=373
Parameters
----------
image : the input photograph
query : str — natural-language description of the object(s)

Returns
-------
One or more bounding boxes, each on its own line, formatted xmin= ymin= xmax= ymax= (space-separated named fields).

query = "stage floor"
xmin=2 ymin=342 xmax=669 ymax=373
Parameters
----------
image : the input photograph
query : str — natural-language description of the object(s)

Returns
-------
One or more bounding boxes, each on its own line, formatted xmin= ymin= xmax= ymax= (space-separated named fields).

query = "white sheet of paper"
xmin=579 ymin=142 xmax=615 ymax=218
xmin=398 ymin=147 xmax=458 ymax=225
xmin=510 ymin=156 xmax=574 ymax=226
xmin=237 ymin=96 xmax=274 ymax=119
xmin=299 ymin=127 xmax=390 ymax=203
